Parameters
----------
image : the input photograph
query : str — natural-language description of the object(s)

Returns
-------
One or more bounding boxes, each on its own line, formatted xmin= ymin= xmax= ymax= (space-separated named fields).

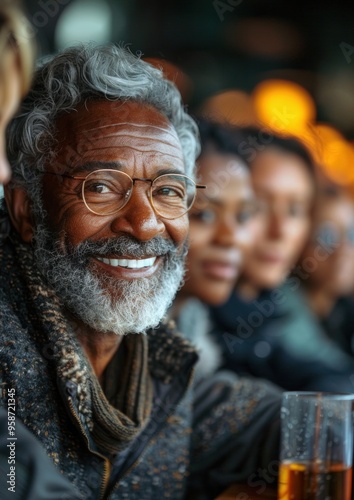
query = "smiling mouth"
xmin=95 ymin=256 xmax=157 ymax=269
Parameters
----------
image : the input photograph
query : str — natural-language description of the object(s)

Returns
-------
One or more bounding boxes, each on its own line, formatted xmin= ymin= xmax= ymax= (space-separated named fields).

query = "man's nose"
xmin=110 ymin=185 xmax=165 ymax=241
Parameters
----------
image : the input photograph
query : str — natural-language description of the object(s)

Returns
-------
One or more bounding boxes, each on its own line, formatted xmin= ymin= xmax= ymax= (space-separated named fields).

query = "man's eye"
xmin=85 ymin=180 xmax=123 ymax=195
xmin=87 ymin=183 xmax=111 ymax=194
xmin=155 ymin=186 xmax=184 ymax=198
xmin=190 ymin=209 xmax=216 ymax=223
xmin=84 ymin=181 xmax=126 ymax=203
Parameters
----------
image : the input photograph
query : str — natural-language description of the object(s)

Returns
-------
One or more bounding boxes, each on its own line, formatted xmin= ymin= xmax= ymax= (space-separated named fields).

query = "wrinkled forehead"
xmin=54 ymin=99 xmax=183 ymax=165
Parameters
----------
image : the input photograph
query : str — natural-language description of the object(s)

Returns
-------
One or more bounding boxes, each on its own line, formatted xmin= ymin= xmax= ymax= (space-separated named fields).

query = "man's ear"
xmin=4 ymin=186 xmax=34 ymax=242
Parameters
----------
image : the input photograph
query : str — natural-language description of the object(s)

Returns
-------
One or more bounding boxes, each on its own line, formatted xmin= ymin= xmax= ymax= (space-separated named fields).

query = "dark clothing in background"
xmin=0 ymin=408 xmax=81 ymax=500
xmin=321 ymin=296 xmax=354 ymax=357
xmin=210 ymin=282 xmax=354 ymax=392
xmin=178 ymin=299 xmax=281 ymax=499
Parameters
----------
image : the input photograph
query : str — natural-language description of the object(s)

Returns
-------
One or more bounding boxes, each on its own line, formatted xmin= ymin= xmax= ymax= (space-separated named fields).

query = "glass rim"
xmin=282 ymin=391 xmax=354 ymax=401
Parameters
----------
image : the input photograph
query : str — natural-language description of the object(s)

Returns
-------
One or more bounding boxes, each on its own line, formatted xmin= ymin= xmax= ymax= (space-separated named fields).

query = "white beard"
xmin=33 ymin=223 xmax=186 ymax=336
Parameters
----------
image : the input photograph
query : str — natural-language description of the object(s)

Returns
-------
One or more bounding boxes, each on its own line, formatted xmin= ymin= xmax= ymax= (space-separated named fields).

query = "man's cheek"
xmin=61 ymin=213 xmax=104 ymax=248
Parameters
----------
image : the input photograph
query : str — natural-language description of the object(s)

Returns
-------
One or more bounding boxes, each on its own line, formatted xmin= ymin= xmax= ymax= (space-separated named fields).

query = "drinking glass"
xmin=278 ymin=392 xmax=354 ymax=500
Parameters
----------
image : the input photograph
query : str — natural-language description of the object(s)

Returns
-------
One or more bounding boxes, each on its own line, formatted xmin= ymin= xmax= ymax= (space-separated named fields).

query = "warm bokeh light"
xmin=301 ymin=124 xmax=354 ymax=186
xmin=199 ymin=90 xmax=258 ymax=126
xmin=252 ymin=79 xmax=316 ymax=135
xmin=302 ymin=124 xmax=343 ymax=163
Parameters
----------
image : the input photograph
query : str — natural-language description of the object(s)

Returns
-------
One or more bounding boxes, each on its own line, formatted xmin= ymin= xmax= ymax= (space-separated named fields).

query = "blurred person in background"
xmin=0 ymin=1 xmax=34 ymax=184
xmin=0 ymin=3 xmax=81 ymax=500
xmin=173 ymin=119 xmax=260 ymax=377
xmin=170 ymin=119 xmax=281 ymax=499
xmin=298 ymin=182 xmax=354 ymax=358
xmin=209 ymin=127 xmax=354 ymax=391
xmin=235 ymin=129 xmax=315 ymax=298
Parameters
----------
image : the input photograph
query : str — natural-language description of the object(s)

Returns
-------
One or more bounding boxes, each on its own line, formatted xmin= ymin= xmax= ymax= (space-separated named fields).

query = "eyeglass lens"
xmin=82 ymin=170 xmax=196 ymax=218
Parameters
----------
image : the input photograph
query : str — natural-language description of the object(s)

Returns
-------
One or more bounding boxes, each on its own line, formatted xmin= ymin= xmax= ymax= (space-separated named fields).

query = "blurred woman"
xmin=0 ymin=1 xmax=34 ymax=184
xmin=236 ymin=131 xmax=315 ymax=297
xmin=172 ymin=119 xmax=261 ymax=378
xmin=299 ymin=183 xmax=354 ymax=357
xmin=210 ymin=128 xmax=354 ymax=391
xmin=170 ymin=120 xmax=281 ymax=499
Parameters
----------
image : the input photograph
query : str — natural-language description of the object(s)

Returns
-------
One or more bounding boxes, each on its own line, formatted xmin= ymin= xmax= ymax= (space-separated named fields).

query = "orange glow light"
xmin=253 ymin=79 xmax=316 ymax=135
xmin=199 ymin=90 xmax=258 ymax=126
xmin=304 ymin=124 xmax=354 ymax=186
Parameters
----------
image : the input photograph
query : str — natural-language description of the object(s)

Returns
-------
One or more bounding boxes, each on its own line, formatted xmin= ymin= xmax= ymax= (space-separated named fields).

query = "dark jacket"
xmin=0 ymin=408 xmax=81 ymax=500
xmin=210 ymin=282 xmax=354 ymax=392
xmin=177 ymin=298 xmax=281 ymax=499
xmin=320 ymin=296 xmax=354 ymax=357
xmin=0 ymin=232 xmax=280 ymax=499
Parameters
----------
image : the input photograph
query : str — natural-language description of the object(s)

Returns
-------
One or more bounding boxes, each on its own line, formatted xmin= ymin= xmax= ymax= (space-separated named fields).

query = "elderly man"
xmin=0 ymin=45 xmax=280 ymax=499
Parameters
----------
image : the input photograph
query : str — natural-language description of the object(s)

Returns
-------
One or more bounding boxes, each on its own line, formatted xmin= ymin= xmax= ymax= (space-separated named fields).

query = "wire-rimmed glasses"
xmin=45 ymin=169 xmax=206 ymax=220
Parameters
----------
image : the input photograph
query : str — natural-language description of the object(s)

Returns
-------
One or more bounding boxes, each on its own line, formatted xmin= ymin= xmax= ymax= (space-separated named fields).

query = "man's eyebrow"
xmin=71 ymin=164 xmax=186 ymax=177
xmin=155 ymin=167 xmax=186 ymax=176
xmin=71 ymin=161 xmax=125 ymax=175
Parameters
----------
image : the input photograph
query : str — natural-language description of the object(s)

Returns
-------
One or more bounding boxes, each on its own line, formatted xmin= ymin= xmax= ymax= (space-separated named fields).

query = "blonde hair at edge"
xmin=0 ymin=1 xmax=34 ymax=97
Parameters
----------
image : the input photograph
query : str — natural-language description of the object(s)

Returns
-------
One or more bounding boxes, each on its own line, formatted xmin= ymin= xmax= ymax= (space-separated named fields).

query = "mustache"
xmin=62 ymin=235 xmax=186 ymax=264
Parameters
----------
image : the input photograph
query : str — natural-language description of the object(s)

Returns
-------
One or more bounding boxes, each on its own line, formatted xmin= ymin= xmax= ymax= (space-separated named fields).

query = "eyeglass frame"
xmin=44 ymin=168 xmax=206 ymax=220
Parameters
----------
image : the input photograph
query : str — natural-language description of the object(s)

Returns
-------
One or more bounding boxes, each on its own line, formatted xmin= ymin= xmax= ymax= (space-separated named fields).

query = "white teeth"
xmin=96 ymin=256 xmax=157 ymax=269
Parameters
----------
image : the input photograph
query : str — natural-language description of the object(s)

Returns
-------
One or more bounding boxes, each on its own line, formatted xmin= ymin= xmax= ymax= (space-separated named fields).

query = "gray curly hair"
xmin=7 ymin=44 xmax=200 ymax=203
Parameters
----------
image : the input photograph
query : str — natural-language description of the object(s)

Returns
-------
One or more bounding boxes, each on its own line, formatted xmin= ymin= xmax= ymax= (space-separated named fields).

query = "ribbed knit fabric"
xmin=90 ymin=334 xmax=153 ymax=455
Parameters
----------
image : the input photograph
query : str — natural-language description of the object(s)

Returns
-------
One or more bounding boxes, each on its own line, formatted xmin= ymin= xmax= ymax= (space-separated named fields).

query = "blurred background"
xmin=22 ymin=0 xmax=354 ymax=126
xmin=20 ymin=0 xmax=354 ymax=185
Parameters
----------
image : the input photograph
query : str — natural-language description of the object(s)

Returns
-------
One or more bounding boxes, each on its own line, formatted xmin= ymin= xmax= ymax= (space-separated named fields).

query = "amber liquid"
xmin=278 ymin=461 xmax=352 ymax=500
